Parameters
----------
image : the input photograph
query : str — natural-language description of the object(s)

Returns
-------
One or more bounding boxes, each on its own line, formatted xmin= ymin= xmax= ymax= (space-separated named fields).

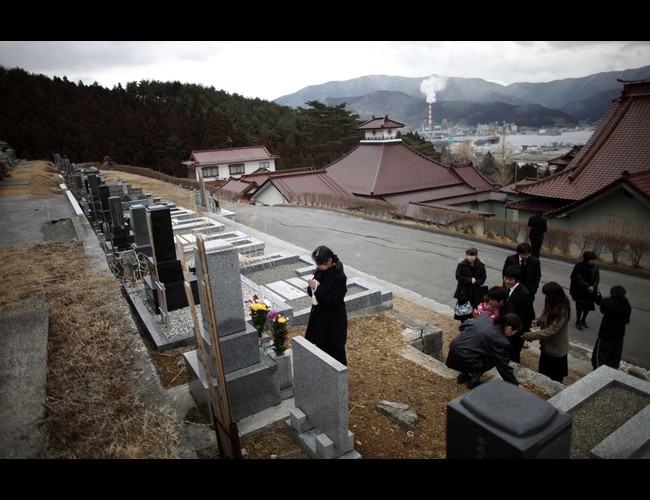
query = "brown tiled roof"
xmin=218 ymin=178 xmax=258 ymax=195
xmin=436 ymin=190 xmax=508 ymax=205
xmin=505 ymin=198 xmax=569 ymax=215
xmin=548 ymin=145 xmax=582 ymax=166
xmin=626 ymin=169 xmax=650 ymax=197
xmin=499 ymin=177 xmax=544 ymax=194
xmin=325 ymin=141 xmax=459 ymax=196
xmin=515 ymin=80 xmax=650 ymax=202
xmin=451 ymin=162 xmax=498 ymax=191
xmin=507 ymin=170 xmax=650 ymax=217
xmin=382 ymin=185 xmax=474 ymax=205
xmin=255 ymin=170 xmax=354 ymax=203
xmin=357 ymin=115 xmax=405 ymax=130
xmin=190 ymin=146 xmax=279 ymax=166
xmin=242 ymin=166 xmax=315 ymax=185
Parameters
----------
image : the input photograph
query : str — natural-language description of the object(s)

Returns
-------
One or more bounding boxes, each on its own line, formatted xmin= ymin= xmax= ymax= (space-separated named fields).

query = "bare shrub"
xmin=485 ymin=217 xmax=510 ymax=238
xmin=626 ymin=237 xmax=650 ymax=268
xmin=545 ymin=227 xmax=575 ymax=254
xmin=510 ymin=220 xmax=528 ymax=243
xmin=485 ymin=218 xmax=525 ymax=242
xmin=211 ymin=188 xmax=245 ymax=204
xmin=350 ymin=198 xmax=396 ymax=219
xmin=408 ymin=205 xmax=459 ymax=226
xmin=113 ymin=164 xmax=200 ymax=191
xmin=602 ymin=234 xmax=629 ymax=264
xmin=450 ymin=214 xmax=482 ymax=234
xmin=577 ymin=230 xmax=608 ymax=257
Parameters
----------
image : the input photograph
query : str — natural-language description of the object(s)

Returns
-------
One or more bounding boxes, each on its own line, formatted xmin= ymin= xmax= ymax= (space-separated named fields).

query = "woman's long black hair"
xmin=312 ymin=245 xmax=344 ymax=272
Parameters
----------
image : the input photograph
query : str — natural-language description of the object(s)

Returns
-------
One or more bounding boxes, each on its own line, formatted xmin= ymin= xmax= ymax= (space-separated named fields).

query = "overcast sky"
xmin=1 ymin=41 xmax=649 ymax=102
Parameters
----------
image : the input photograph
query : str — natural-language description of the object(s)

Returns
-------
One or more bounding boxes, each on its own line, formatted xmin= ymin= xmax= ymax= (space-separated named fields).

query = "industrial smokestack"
xmin=420 ymin=75 xmax=448 ymax=131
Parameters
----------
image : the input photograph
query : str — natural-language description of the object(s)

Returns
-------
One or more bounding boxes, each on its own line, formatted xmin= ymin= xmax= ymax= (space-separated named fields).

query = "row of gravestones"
xmin=149 ymin=199 xmax=650 ymax=459
xmin=181 ymin=237 xmax=361 ymax=459
xmin=66 ymin=172 xmax=362 ymax=458
xmin=68 ymin=171 xmax=649 ymax=459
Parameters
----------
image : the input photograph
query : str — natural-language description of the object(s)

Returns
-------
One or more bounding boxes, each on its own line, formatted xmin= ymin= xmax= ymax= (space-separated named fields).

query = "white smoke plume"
xmin=420 ymin=75 xmax=448 ymax=104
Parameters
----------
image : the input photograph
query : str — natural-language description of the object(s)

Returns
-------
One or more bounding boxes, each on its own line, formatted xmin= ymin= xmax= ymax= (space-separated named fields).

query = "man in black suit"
xmin=528 ymin=211 xmax=548 ymax=258
xmin=502 ymin=265 xmax=535 ymax=363
xmin=502 ymin=242 xmax=542 ymax=300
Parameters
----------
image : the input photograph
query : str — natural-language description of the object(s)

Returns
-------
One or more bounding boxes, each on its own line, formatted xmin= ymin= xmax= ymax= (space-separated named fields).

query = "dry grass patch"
xmin=0 ymin=161 xmax=63 ymax=198
xmin=0 ymin=242 xmax=187 ymax=458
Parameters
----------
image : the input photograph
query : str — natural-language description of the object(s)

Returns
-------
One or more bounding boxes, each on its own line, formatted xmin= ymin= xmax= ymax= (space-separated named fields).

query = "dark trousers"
xmin=539 ymin=352 xmax=568 ymax=382
xmin=591 ymin=337 xmax=624 ymax=370
xmin=508 ymin=333 xmax=525 ymax=363
xmin=530 ymin=237 xmax=543 ymax=258
xmin=323 ymin=346 xmax=347 ymax=366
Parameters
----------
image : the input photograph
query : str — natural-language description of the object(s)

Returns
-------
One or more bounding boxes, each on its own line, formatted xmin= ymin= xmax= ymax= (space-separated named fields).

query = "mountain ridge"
xmin=275 ymin=66 xmax=650 ymax=128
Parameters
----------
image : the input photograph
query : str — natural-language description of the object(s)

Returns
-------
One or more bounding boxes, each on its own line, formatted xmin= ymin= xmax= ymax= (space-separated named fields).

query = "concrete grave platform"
xmin=548 ymin=365 xmax=650 ymax=459
xmin=0 ymin=301 xmax=49 ymax=458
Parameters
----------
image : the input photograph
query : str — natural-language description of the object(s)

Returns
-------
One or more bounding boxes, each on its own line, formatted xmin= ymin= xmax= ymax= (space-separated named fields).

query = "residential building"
xmin=183 ymin=146 xmax=278 ymax=182
xmin=325 ymin=116 xmax=499 ymax=217
xmin=505 ymin=79 xmax=650 ymax=239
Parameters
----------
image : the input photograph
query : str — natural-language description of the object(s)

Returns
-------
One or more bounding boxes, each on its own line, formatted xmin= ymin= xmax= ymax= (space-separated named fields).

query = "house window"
xmin=229 ymin=163 xmax=245 ymax=175
xmin=259 ymin=161 xmax=270 ymax=170
xmin=202 ymin=167 xmax=219 ymax=178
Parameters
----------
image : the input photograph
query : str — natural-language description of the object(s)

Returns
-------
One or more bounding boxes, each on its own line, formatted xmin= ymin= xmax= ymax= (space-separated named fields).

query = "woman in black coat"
xmin=305 ymin=245 xmax=348 ymax=366
xmin=591 ymin=285 xmax=632 ymax=370
xmin=569 ymin=251 xmax=600 ymax=330
xmin=453 ymin=247 xmax=488 ymax=323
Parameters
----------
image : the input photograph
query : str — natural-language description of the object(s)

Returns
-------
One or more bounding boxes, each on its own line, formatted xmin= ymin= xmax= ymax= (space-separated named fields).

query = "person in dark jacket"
xmin=305 ymin=245 xmax=348 ymax=366
xmin=502 ymin=265 xmax=535 ymax=363
xmin=446 ymin=313 xmax=522 ymax=388
xmin=591 ymin=285 xmax=632 ymax=370
xmin=453 ymin=247 xmax=487 ymax=323
xmin=527 ymin=211 xmax=547 ymax=258
xmin=569 ymin=251 xmax=600 ymax=331
xmin=502 ymin=242 xmax=542 ymax=300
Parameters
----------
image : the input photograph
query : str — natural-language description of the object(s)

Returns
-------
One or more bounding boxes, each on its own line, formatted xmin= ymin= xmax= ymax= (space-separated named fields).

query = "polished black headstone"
xmin=446 ymin=380 xmax=572 ymax=459
xmin=99 ymin=185 xmax=112 ymax=223
xmin=146 ymin=205 xmax=177 ymax=264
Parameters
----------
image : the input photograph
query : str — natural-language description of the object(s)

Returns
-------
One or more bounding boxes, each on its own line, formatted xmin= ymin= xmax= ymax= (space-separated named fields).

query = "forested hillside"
xmin=0 ymin=67 xmax=363 ymax=175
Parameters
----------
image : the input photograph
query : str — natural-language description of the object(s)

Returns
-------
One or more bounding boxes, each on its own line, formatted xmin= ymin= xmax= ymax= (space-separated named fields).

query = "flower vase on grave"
xmin=247 ymin=295 xmax=270 ymax=337
xmin=267 ymin=348 xmax=293 ymax=392
xmin=260 ymin=332 xmax=272 ymax=349
xmin=268 ymin=311 xmax=291 ymax=356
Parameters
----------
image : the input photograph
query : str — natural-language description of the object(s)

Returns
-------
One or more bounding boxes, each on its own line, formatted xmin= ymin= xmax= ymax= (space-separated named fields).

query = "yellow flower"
xmin=278 ymin=316 xmax=287 ymax=324
xmin=251 ymin=302 xmax=267 ymax=312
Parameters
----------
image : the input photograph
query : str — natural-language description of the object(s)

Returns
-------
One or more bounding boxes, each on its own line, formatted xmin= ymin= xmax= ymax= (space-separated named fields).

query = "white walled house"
xmin=183 ymin=146 xmax=278 ymax=182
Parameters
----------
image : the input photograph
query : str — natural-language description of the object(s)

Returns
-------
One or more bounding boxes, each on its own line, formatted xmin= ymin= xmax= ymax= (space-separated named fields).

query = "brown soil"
xmin=1 ymin=162 xmax=585 ymax=459
xmin=101 ymin=167 xmax=585 ymax=459
xmin=154 ymin=298 xmax=582 ymax=459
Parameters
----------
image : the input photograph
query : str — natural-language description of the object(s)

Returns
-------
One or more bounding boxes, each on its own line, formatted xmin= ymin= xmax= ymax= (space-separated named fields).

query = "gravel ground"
xmin=42 ymin=218 xmax=77 ymax=243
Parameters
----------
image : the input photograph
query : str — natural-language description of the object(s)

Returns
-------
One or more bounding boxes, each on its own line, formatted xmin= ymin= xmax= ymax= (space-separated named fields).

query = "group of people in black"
xmin=302 ymin=214 xmax=632 ymax=391
xmin=447 ymin=212 xmax=632 ymax=389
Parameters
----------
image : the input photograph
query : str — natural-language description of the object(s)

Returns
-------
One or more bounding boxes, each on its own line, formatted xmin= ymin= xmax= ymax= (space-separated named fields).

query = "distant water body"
xmin=472 ymin=129 xmax=594 ymax=148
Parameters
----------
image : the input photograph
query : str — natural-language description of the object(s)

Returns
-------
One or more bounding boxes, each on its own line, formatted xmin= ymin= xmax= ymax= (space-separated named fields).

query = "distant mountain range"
xmin=274 ymin=66 xmax=650 ymax=129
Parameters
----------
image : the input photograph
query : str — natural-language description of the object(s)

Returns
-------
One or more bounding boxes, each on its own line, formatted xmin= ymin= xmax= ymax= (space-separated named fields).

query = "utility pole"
xmin=503 ymin=121 xmax=516 ymax=183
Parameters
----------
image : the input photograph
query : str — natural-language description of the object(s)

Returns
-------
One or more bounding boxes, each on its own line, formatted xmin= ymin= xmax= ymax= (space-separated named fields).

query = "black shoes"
xmin=456 ymin=372 xmax=483 ymax=389
xmin=468 ymin=374 xmax=483 ymax=389
xmin=576 ymin=321 xmax=583 ymax=331
xmin=581 ymin=320 xmax=589 ymax=328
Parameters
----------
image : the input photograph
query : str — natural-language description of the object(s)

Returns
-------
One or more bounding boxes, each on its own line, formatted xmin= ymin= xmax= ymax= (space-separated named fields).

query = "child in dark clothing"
xmin=591 ymin=285 xmax=632 ymax=370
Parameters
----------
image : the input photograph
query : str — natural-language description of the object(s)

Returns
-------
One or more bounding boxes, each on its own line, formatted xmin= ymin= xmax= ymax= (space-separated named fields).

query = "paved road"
xmin=223 ymin=202 xmax=650 ymax=369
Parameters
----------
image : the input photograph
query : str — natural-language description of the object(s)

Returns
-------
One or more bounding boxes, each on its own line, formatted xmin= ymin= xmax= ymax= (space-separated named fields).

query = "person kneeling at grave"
xmin=445 ymin=312 xmax=522 ymax=389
